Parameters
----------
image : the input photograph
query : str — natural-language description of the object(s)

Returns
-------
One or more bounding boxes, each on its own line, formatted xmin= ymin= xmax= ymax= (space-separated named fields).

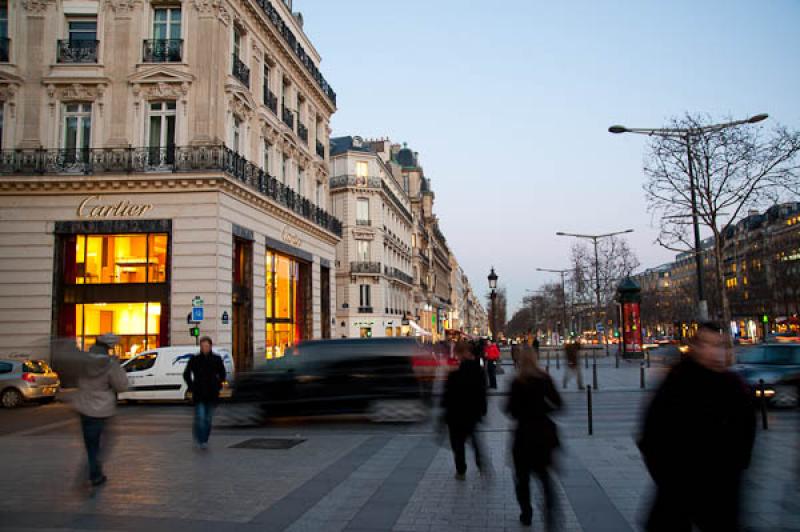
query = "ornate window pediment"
xmin=225 ymin=82 xmax=256 ymax=120
xmin=129 ymin=66 xmax=193 ymax=99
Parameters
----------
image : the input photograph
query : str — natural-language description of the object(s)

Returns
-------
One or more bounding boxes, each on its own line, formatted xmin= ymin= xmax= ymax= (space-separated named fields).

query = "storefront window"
xmin=74 ymin=233 xmax=167 ymax=284
xmin=265 ymin=250 xmax=306 ymax=359
xmin=75 ymin=302 xmax=161 ymax=358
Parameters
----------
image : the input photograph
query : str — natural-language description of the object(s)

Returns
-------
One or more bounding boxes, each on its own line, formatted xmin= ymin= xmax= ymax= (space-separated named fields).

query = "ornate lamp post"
xmin=488 ymin=267 xmax=498 ymax=340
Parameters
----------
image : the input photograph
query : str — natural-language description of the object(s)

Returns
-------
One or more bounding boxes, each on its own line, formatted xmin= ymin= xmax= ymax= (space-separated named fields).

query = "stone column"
xmin=18 ymin=1 xmax=50 ymax=149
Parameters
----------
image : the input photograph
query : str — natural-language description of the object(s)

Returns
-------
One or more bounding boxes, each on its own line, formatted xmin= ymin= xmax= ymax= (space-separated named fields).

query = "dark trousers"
xmin=646 ymin=481 xmax=742 ymax=532
xmin=448 ymin=423 xmax=483 ymax=474
xmin=487 ymin=360 xmax=497 ymax=388
xmin=193 ymin=400 xmax=216 ymax=444
xmin=514 ymin=455 xmax=556 ymax=524
xmin=80 ymin=415 xmax=107 ymax=482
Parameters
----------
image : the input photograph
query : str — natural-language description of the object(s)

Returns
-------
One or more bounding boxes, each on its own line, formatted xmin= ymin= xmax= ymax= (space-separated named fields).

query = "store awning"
xmin=408 ymin=320 xmax=432 ymax=337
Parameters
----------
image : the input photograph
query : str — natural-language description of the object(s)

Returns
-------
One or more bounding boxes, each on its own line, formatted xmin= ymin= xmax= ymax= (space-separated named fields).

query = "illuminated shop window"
xmin=265 ymin=250 xmax=307 ymax=359
xmin=74 ymin=233 xmax=168 ymax=284
xmin=75 ymin=302 xmax=161 ymax=359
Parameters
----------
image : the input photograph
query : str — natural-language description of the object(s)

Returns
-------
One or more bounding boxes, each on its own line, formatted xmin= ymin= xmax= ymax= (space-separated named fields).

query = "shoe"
xmin=90 ymin=475 xmax=107 ymax=487
xmin=199 ymin=442 xmax=208 ymax=450
xmin=519 ymin=512 xmax=532 ymax=526
xmin=454 ymin=472 xmax=466 ymax=481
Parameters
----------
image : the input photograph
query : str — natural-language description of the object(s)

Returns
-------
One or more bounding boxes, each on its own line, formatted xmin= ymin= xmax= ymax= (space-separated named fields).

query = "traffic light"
xmin=190 ymin=326 xmax=200 ymax=337
xmin=614 ymin=330 xmax=620 ymax=338
xmin=366 ymin=329 xmax=372 ymax=338
xmin=762 ymin=314 xmax=769 ymax=324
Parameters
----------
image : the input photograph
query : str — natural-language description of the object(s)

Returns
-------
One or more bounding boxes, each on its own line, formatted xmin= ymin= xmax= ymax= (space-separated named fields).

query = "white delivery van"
xmin=118 ymin=346 xmax=235 ymax=402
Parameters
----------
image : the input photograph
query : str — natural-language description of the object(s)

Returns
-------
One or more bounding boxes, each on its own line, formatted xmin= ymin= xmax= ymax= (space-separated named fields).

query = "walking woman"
xmin=506 ymin=346 xmax=562 ymax=527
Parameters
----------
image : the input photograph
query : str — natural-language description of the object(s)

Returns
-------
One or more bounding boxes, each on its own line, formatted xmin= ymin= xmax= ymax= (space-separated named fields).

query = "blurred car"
xmin=732 ymin=344 xmax=800 ymax=408
xmin=766 ymin=332 xmax=800 ymax=344
xmin=0 ymin=359 xmax=60 ymax=408
xmin=119 ymin=346 xmax=234 ymax=402
xmin=232 ymin=337 xmax=438 ymax=422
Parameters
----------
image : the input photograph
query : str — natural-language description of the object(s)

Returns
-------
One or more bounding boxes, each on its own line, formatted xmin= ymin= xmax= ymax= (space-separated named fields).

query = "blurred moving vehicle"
xmin=732 ymin=344 xmax=800 ymax=407
xmin=766 ymin=331 xmax=800 ymax=344
xmin=118 ymin=346 xmax=234 ymax=402
xmin=232 ymin=337 xmax=439 ymax=422
xmin=0 ymin=359 xmax=60 ymax=408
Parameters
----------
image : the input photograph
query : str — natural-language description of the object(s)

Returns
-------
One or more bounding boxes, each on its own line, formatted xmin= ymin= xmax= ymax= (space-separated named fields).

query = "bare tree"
xmin=643 ymin=114 xmax=800 ymax=332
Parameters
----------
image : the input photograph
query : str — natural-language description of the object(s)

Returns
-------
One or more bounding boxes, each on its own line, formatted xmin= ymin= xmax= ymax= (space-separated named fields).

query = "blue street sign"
xmin=192 ymin=307 xmax=204 ymax=322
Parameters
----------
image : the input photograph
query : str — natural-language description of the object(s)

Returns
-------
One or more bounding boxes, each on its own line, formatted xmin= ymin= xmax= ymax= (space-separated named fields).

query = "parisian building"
xmin=0 ymin=0 xmax=340 ymax=369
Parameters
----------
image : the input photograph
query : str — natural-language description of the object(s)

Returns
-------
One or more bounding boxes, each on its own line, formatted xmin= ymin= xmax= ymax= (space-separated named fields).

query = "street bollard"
xmin=615 ymin=353 xmax=619 ymax=369
xmin=759 ymin=379 xmax=768 ymax=430
xmin=592 ymin=361 xmax=598 ymax=390
xmin=640 ymin=362 xmax=645 ymax=389
xmin=646 ymin=350 xmax=651 ymax=368
xmin=584 ymin=351 xmax=589 ymax=369
xmin=587 ymin=385 xmax=593 ymax=436
xmin=556 ymin=350 xmax=560 ymax=370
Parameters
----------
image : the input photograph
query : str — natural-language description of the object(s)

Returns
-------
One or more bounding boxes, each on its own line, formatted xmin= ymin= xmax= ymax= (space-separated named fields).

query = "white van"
xmin=118 ymin=346 xmax=235 ymax=402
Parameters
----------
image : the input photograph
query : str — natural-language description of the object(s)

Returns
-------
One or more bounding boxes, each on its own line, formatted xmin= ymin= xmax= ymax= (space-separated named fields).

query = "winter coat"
xmin=565 ymin=343 xmax=580 ymax=367
xmin=638 ymin=356 xmax=755 ymax=490
xmin=183 ymin=352 xmax=227 ymax=402
xmin=442 ymin=358 xmax=487 ymax=427
xmin=485 ymin=344 xmax=501 ymax=361
xmin=74 ymin=349 xmax=128 ymax=418
xmin=506 ymin=372 xmax=562 ymax=467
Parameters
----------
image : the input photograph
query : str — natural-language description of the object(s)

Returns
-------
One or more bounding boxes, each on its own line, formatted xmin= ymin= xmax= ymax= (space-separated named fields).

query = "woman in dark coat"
xmin=506 ymin=344 xmax=562 ymax=527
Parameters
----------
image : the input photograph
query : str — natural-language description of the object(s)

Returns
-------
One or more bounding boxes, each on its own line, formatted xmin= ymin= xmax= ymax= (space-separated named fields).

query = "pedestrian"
xmin=562 ymin=338 xmax=584 ymax=390
xmin=73 ymin=334 xmax=128 ymax=487
xmin=183 ymin=336 xmax=227 ymax=449
xmin=638 ymin=321 xmax=755 ymax=532
xmin=532 ymin=335 xmax=540 ymax=352
xmin=511 ymin=343 xmax=520 ymax=368
xmin=506 ymin=344 xmax=562 ymax=527
xmin=485 ymin=340 xmax=501 ymax=389
xmin=442 ymin=340 xmax=487 ymax=480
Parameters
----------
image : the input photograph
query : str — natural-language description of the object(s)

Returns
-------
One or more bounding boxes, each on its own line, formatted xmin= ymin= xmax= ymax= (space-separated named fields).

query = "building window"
xmin=62 ymin=102 xmax=92 ymax=161
xmin=265 ymin=250 xmax=309 ymax=359
xmin=153 ymin=7 xmax=181 ymax=40
xmin=0 ymin=104 xmax=3 ymax=150
xmin=68 ymin=18 xmax=97 ymax=43
xmin=357 ymin=240 xmax=370 ymax=261
xmin=233 ymin=26 xmax=242 ymax=59
xmin=297 ymin=166 xmax=304 ymax=194
xmin=356 ymin=198 xmax=369 ymax=224
xmin=148 ymin=101 xmax=176 ymax=164
xmin=263 ymin=141 xmax=271 ymax=173
xmin=356 ymin=161 xmax=368 ymax=178
xmin=281 ymin=154 xmax=288 ymax=184
xmin=232 ymin=115 xmax=241 ymax=153
xmin=0 ymin=1 xmax=8 ymax=63
xmin=360 ymin=284 xmax=371 ymax=308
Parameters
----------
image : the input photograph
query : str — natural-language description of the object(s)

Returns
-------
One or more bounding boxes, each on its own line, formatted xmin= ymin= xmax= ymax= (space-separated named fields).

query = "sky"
xmin=300 ymin=0 xmax=800 ymax=312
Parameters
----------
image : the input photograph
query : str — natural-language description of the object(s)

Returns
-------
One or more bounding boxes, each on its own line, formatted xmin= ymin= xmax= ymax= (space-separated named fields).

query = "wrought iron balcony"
xmin=358 ymin=306 xmax=373 ymax=314
xmin=0 ymin=38 xmax=9 ymax=62
xmin=0 ymin=145 xmax=342 ymax=237
xmin=329 ymin=175 xmax=381 ymax=190
xmin=297 ymin=122 xmax=308 ymax=143
xmin=282 ymin=106 xmax=294 ymax=129
xmin=389 ymin=267 xmax=414 ymax=285
xmin=232 ymin=55 xmax=250 ymax=87
xmin=142 ymin=39 xmax=182 ymax=63
xmin=57 ymin=39 xmax=99 ymax=63
xmin=263 ymin=88 xmax=278 ymax=114
xmin=356 ymin=219 xmax=371 ymax=226
xmin=316 ymin=140 xmax=325 ymax=159
xmin=350 ymin=261 xmax=381 ymax=274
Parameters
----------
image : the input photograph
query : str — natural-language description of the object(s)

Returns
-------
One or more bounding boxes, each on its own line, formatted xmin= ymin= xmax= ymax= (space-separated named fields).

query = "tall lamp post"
xmin=536 ymin=268 xmax=570 ymax=345
xmin=608 ymin=113 xmax=768 ymax=322
xmin=488 ymin=267 xmax=498 ymax=340
xmin=556 ymin=229 xmax=634 ymax=361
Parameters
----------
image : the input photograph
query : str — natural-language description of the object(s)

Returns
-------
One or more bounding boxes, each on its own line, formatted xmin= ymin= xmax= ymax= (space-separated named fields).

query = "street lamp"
xmin=536 ymin=268 xmax=571 ymax=345
xmin=488 ymin=267 xmax=498 ymax=340
xmin=556 ymin=229 xmax=633 ymax=360
xmin=608 ymin=113 xmax=768 ymax=321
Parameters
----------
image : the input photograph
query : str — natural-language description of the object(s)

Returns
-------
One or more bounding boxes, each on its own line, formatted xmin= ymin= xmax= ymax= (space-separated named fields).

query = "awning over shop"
xmin=409 ymin=320 xmax=432 ymax=337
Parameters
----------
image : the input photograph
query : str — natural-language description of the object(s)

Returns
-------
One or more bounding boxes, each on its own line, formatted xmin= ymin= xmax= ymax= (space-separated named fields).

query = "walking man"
xmin=638 ymin=322 xmax=755 ymax=531
xmin=442 ymin=340 xmax=487 ymax=479
xmin=74 ymin=334 xmax=128 ymax=487
xmin=562 ymin=339 xmax=584 ymax=390
xmin=183 ymin=336 xmax=227 ymax=449
xmin=485 ymin=340 xmax=501 ymax=389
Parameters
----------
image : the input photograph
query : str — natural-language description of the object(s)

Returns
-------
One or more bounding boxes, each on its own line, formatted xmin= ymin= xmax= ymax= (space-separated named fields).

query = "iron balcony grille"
xmin=0 ymin=145 xmax=342 ymax=237
xmin=232 ymin=55 xmax=250 ymax=87
xmin=350 ymin=261 xmax=381 ymax=274
xmin=356 ymin=219 xmax=371 ymax=226
xmin=282 ymin=106 xmax=294 ymax=129
xmin=0 ymin=38 xmax=9 ymax=62
xmin=316 ymin=140 xmax=325 ymax=159
xmin=57 ymin=39 xmax=99 ymax=63
xmin=264 ymin=88 xmax=278 ymax=114
xmin=143 ymin=39 xmax=182 ymax=63
xmin=358 ymin=306 xmax=373 ymax=313
xmin=297 ymin=122 xmax=308 ymax=143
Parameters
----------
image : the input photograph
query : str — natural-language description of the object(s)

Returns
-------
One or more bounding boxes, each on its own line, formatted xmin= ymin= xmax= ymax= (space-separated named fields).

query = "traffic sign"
xmin=192 ymin=296 xmax=204 ymax=308
xmin=192 ymin=307 xmax=204 ymax=322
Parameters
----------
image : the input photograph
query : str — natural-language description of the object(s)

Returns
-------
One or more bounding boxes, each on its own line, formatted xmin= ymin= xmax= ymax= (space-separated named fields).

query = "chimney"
xmin=293 ymin=11 xmax=304 ymax=28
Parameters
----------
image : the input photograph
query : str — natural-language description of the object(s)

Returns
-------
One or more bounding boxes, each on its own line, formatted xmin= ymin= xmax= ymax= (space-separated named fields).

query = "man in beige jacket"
xmin=74 ymin=334 xmax=128 ymax=487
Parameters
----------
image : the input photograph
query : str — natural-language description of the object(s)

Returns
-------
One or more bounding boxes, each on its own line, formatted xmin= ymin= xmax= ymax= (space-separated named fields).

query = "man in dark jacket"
xmin=183 ymin=336 xmax=227 ymax=449
xmin=442 ymin=340 xmax=487 ymax=479
xmin=638 ymin=322 xmax=755 ymax=531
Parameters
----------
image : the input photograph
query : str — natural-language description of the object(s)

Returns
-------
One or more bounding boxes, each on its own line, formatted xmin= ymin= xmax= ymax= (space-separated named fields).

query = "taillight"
xmin=22 ymin=373 xmax=36 ymax=383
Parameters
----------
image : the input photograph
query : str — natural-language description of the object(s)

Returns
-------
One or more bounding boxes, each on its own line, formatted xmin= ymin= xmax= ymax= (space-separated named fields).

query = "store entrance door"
xmin=232 ymin=237 xmax=253 ymax=373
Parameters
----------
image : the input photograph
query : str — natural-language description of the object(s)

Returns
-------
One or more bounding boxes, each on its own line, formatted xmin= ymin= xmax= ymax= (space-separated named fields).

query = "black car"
xmin=732 ymin=344 xmax=800 ymax=408
xmin=232 ymin=337 xmax=439 ymax=422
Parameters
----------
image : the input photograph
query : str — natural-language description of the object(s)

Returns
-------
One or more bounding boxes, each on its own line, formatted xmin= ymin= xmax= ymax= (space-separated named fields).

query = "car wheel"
xmin=1 ymin=388 xmax=24 ymax=409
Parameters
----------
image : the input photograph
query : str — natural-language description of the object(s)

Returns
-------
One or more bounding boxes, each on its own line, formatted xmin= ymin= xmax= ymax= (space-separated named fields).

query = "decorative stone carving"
xmin=192 ymin=0 xmax=219 ymax=15
xmin=103 ymin=0 xmax=142 ymax=15
xmin=217 ymin=4 xmax=232 ymax=26
xmin=0 ymin=83 xmax=18 ymax=118
xmin=21 ymin=0 xmax=52 ymax=14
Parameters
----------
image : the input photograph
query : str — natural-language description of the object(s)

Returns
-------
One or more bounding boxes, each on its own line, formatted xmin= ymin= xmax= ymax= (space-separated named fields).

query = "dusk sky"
xmin=302 ymin=0 xmax=800 ymax=312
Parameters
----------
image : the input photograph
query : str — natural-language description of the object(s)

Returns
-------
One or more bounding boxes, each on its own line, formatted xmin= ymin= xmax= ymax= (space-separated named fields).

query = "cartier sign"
xmin=281 ymin=226 xmax=303 ymax=247
xmin=77 ymin=196 xmax=153 ymax=218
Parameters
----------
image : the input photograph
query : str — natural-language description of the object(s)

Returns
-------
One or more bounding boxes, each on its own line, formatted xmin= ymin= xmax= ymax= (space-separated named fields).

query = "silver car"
xmin=0 ymin=359 xmax=61 ymax=408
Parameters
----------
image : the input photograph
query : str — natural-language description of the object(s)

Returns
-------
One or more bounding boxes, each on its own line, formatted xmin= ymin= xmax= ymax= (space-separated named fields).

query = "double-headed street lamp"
xmin=608 ymin=113 xmax=768 ymax=321
xmin=488 ymin=267 xmax=498 ymax=340
xmin=556 ymin=229 xmax=633 ymax=359
xmin=536 ymin=268 xmax=570 ymax=345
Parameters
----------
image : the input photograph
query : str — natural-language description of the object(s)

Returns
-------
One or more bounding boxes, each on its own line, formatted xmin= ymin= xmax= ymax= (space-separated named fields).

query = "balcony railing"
xmin=350 ymin=261 xmax=381 ymax=274
xmin=386 ymin=267 xmax=414 ymax=285
xmin=0 ymin=145 xmax=342 ymax=237
xmin=297 ymin=122 xmax=308 ymax=143
xmin=142 ymin=39 xmax=182 ymax=63
xmin=356 ymin=219 xmax=371 ymax=226
xmin=329 ymin=175 xmax=381 ymax=190
xmin=57 ymin=40 xmax=98 ymax=63
xmin=358 ymin=306 xmax=373 ymax=314
xmin=232 ymin=56 xmax=250 ymax=87
xmin=263 ymin=88 xmax=278 ymax=114
xmin=282 ymin=106 xmax=294 ymax=129
xmin=316 ymin=140 xmax=325 ymax=159
xmin=0 ymin=38 xmax=9 ymax=62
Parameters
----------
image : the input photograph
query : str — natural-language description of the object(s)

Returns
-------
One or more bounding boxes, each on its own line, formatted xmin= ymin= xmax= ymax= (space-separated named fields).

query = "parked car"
xmin=732 ymin=344 xmax=800 ymax=408
xmin=232 ymin=337 xmax=438 ymax=422
xmin=118 ymin=346 xmax=234 ymax=402
xmin=0 ymin=359 xmax=61 ymax=408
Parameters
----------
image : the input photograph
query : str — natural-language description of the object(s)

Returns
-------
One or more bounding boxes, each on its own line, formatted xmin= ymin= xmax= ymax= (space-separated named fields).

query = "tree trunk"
xmin=712 ymin=232 xmax=734 ymax=355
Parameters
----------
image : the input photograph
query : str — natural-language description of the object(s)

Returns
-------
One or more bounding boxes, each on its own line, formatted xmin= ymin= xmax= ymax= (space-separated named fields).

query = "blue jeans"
xmin=193 ymin=401 xmax=216 ymax=444
xmin=80 ymin=415 xmax=106 ymax=481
